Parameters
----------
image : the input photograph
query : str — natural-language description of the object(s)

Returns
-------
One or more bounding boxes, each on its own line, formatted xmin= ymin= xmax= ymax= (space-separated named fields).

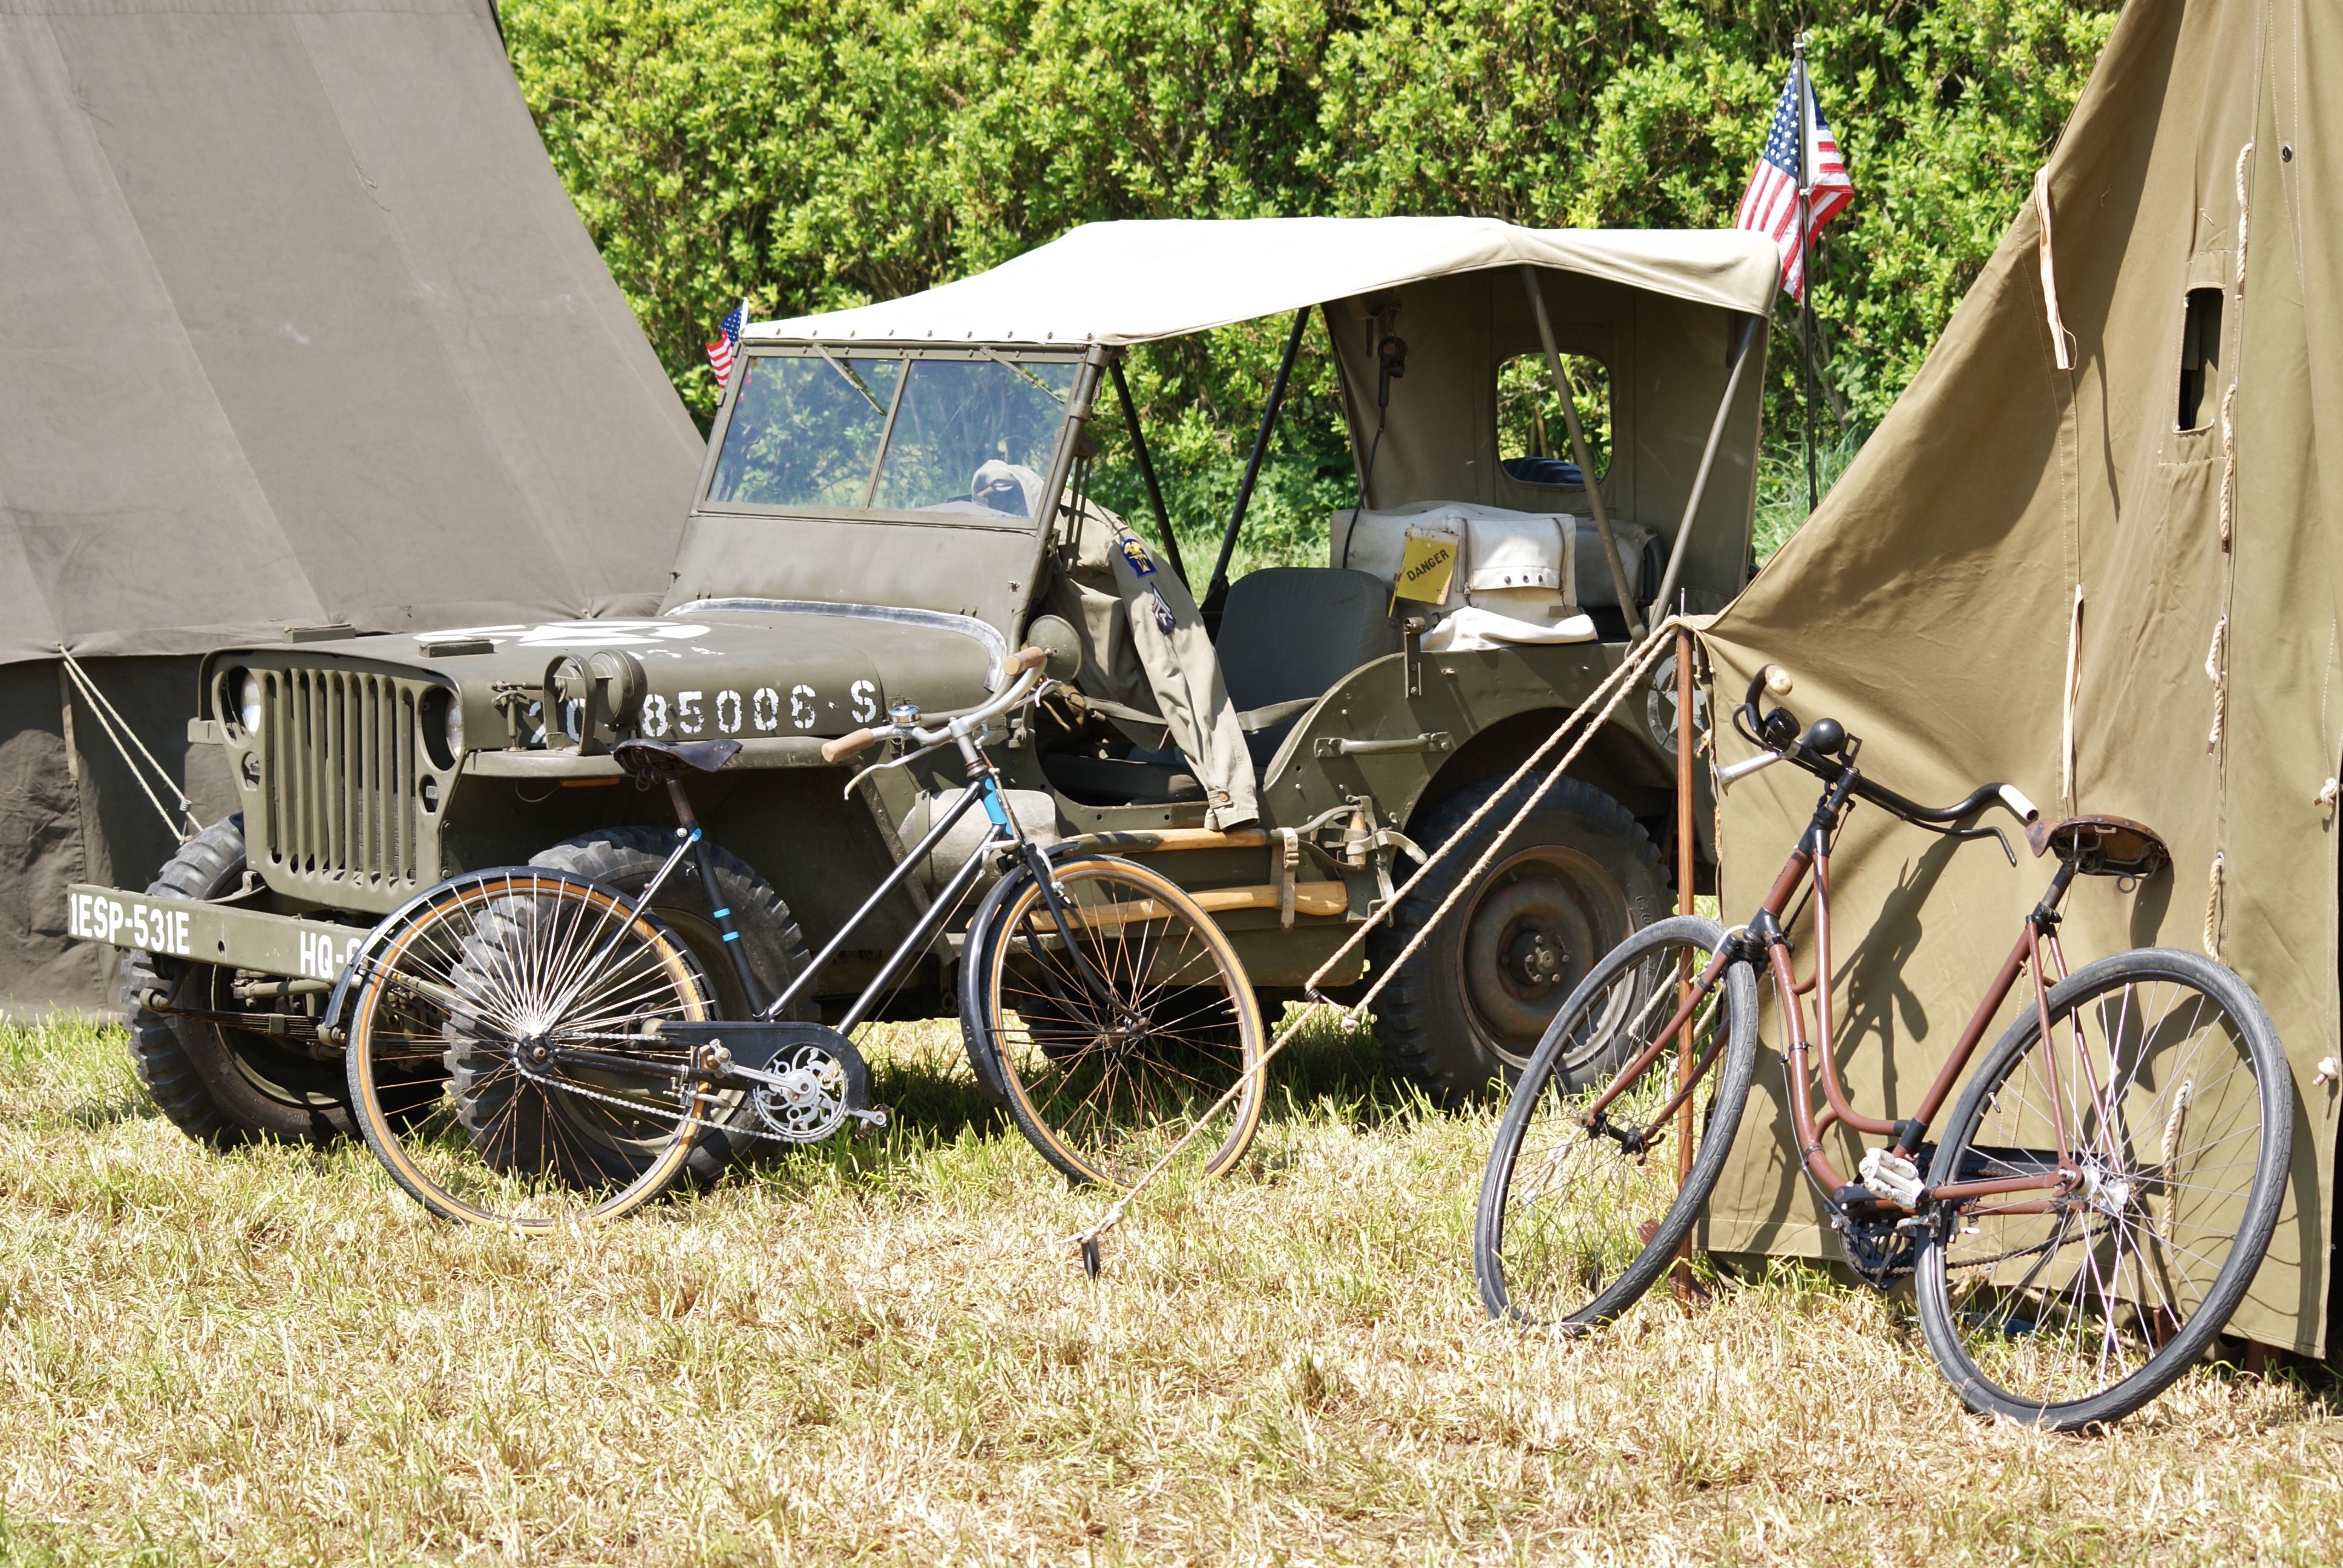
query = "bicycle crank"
xmin=650 ymin=1020 xmax=885 ymax=1142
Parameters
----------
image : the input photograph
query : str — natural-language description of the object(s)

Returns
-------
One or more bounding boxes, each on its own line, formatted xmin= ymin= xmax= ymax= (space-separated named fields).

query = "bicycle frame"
xmin=589 ymin=679 xmax=1113 ymax=1044
xmin=1578 ymin=765 xmax=2092 ymax=1218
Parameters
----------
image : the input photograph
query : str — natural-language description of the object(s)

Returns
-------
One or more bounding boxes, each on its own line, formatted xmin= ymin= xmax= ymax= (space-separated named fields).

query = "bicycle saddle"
xmin=2025 ymin=814 xmax=2170 ymax=878
xmin=611 ymin=737 xmax=741 ymax=781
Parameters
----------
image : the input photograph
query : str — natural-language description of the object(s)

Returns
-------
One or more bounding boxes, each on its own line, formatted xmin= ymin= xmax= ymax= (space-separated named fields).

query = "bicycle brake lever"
xmin=1945 ymin=823 xmax=2018 ymax=866
xmin=839 ymin=736 xmax=949 ymax=799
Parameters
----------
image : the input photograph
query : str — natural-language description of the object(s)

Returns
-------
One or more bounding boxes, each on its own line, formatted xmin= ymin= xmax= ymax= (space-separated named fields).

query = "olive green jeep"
xmin=77 ymin=217 xmax=1779 ymax=1145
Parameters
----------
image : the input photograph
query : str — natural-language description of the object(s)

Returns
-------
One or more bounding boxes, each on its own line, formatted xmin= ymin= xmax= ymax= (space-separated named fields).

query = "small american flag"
xmin=1734 ymin=68 xmax=1853 ymax=301
xmin=704 ymin=299 xmax=748 ymax=382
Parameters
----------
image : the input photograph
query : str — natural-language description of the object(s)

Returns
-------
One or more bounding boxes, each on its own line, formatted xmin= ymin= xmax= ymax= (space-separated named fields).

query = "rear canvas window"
xmin=1497 ymin=351 xmax=1610 ymax=485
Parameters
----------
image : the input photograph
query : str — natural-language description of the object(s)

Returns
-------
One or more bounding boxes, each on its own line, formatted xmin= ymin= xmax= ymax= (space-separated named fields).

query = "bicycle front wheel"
xmin=1475 ymin=915 xmax=1759 ymax=1328
xmin=1915 ymin=948 xmax=2293 ymax=1429
xmin=978 ymin=855 xmax=1264 ymax=1187
xmin=344 ymin=869 xmax=719 ymax=1229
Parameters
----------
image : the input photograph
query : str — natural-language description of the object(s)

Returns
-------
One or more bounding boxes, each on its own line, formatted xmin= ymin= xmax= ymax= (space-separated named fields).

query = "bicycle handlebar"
xmin=1727 ymin=662 xmax=2040 ymax=831
xmin=818 ymin=654 xmax=1052 ymax=765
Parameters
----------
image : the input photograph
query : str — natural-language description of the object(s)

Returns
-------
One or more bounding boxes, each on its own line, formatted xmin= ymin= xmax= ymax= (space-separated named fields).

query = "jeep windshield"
xmin=704 ymin=347 xmax=1077 ymax=521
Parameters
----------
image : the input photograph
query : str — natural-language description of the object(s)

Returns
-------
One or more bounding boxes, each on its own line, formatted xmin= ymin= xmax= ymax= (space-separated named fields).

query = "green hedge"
xmin=504 ymin=0 xmax=2115 ymax=571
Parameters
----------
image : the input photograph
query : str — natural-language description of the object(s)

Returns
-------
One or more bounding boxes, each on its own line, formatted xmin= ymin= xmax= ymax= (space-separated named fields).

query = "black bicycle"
xmin=337 ymin=648 xmax=1263 ymax=1229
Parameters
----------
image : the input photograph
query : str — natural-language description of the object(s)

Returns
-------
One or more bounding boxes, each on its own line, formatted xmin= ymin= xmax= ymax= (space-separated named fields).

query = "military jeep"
xmin=87 ymin=217 xmax=1780 ymax=1144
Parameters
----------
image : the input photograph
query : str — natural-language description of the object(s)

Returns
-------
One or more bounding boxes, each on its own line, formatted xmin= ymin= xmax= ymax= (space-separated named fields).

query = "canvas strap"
xmin=2034 ymin=168 xmax=2074 ymax=370
xmin=1273 ymin=828 xmax=1301 ymax=929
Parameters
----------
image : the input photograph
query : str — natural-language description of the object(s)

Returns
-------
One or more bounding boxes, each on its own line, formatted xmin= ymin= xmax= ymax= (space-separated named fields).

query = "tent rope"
xmin=2203 ymin=851 xmax=2225 ymax=961
xmin=2060 ymin=585 xmax=2085 ymax=806
xmin=1064 ymin=618 xmax=1686 ymax=1267
xmin=2218 ymin=381 xmax=2238 ymax=552
xmin=56 ymin=647 xmax=198 ymax=843
xmin=2033 ymin=168 xmax=2074 ymax=370
xmin=2204 ymin=614 xmax=2228 ymax=754
xmin=2233 ymin=141 xmax=2253 ymax=304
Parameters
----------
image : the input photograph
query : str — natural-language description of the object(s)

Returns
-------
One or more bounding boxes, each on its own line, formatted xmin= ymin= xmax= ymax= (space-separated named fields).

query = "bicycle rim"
xmin=1916 ymin=950 xmax=2292 ymax=1428
xmin=984 ymin=856 xmax=1264 ymax=1187
xmin=346 ymin=871 xmax=717 ymax=1229
xmin=1476 ymin=916 xmax=1758 ymax=1328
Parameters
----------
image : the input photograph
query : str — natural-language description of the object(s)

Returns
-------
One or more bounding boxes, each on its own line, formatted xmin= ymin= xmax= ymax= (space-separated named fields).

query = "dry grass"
xmin=1 ymin=1012 xmax=2337 ymax=1566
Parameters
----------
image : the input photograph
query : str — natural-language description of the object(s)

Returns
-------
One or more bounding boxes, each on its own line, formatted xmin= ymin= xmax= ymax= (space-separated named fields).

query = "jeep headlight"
xmin=231 ymin=668 xmax=262 ymax=734
xmin=418 ymin=688 xmax=462 ymax=770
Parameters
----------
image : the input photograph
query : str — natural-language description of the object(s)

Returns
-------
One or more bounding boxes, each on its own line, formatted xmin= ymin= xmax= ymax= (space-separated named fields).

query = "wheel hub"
xmin=1504 ymin=928 xmax=1567 ymax=990
xmin=1461 ymin=873 xmax=1597 ymax=1045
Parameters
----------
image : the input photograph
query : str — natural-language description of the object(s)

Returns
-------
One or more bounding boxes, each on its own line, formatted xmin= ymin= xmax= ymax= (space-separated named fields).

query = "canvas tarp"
xmin=1699 ymin=0 xmax=2340 ymax=1351
xmin=0 ymin=0 xmax=704 ymax=1011
xmin=755 ymin=219 xmax=1783 ymax=345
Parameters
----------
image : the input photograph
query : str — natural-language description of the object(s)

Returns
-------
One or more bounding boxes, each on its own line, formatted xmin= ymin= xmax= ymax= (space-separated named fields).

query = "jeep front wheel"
xmin=1367 ymin=775 xmax=1671 ymax=1105
xmin=119 ymin=815 xmax=358 ymax=1146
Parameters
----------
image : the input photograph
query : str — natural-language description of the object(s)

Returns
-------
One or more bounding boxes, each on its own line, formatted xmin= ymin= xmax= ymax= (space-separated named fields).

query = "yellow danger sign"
xmin=1391 ymin=531 xmax=1458 ymax=609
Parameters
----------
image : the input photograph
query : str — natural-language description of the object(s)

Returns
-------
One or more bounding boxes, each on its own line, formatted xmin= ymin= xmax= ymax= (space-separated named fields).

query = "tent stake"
xmin=1520 ymin=266 xmax=1642 ymax=640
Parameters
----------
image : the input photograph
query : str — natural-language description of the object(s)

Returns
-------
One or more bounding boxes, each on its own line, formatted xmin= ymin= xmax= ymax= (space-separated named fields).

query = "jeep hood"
xmin=212 ymin=601 xmax=1005 ymax=745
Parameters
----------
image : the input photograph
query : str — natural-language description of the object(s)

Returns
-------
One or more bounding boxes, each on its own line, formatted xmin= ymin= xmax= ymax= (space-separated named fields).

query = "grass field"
xmin=2 ymin=1012 xmax=2338 ymax=1566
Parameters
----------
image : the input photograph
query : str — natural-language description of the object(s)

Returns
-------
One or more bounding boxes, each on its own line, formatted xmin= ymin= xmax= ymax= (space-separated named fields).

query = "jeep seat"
xmin=1214 ymin=567 xmax=1403 ymax=768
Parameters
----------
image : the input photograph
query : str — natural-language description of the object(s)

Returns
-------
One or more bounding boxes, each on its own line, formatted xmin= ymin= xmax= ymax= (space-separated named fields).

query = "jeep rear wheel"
xmin=119 ymin=815 xmax=358 ymax=1147
xmin=1367 ymin=775 xmax=1670 ymax=1105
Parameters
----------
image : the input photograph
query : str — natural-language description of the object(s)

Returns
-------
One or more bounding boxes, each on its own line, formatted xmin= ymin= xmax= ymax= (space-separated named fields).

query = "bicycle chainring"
xmin=749 ymin=1043 xmax=851 ymax=1143
xmin=1833 ymin=1210 xmax=1917 ymax=1289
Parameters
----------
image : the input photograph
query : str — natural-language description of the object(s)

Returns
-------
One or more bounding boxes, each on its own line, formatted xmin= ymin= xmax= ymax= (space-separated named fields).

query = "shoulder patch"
xmin=1117 ymin=534 xmax=1156 ymax=577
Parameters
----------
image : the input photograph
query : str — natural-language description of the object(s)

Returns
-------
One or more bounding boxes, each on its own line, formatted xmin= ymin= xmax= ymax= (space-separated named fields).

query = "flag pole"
xmin=1795 ymin=36 xmax=1818 ymax=517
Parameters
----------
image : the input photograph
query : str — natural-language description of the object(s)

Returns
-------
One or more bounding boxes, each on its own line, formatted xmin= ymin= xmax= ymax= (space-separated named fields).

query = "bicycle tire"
xmin=1914 ymin=947 xmax=2293 ymax=1429
xmin=344 ymin=869 xmax=719 ymax=1230
xmin=1475 ymin=915 xmax=1760 ymax=1328
xmin=977 ymin=854 xmax=1265 ymax=1187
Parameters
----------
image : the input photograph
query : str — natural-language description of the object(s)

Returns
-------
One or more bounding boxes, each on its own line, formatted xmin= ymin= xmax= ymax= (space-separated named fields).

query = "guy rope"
xmin=1066 ymin=616 xmax=1693 ymax=1274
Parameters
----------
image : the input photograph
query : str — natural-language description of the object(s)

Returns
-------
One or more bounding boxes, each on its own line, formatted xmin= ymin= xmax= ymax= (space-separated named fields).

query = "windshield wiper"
xmin=811 ymin=344 xmax=886 ymax=416
xmin=977 ymin=347 xmax=1067 ymax=404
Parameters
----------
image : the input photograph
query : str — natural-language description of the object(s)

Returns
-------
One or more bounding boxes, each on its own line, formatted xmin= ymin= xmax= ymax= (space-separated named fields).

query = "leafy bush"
xmin=503 ymin=0 xmax=2116 ymax=568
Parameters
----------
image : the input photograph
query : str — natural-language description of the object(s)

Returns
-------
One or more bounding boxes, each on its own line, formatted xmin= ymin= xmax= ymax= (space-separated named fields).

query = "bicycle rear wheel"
xmin=1915 ymin=948 xmax=2293 ymax=1429
xmin=344 ymin=870 xmax=719 ymax=1229
xmin=976 ymin=854 xmax=1263 ymax=1187
xmin=1475 ymin=915 xmax=1759 ymax=1328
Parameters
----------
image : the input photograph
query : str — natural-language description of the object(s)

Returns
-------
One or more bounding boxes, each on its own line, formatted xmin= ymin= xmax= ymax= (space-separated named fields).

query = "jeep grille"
xmin=260 ymin=667 xmax=436 ymax=894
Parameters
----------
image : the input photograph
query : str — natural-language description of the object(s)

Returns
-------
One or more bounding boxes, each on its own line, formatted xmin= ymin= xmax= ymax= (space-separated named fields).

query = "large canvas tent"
xmin=1700 ymin=0 xmax=2338 ymax=1350
xmin=1 ymin=0 xmax=703 ymax=1013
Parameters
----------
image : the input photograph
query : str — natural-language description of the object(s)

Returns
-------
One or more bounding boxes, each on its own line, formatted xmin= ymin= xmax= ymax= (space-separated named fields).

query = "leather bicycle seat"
xmin=2025 ymin=814 xmax=2170 ymax=878
xmin=611 ymin=737 xmax=741 ymax=781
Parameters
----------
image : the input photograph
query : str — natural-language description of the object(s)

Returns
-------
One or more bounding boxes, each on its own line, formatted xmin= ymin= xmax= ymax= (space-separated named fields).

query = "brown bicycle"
xmin=1474 ymin=664 xmax=2293 ymax=1429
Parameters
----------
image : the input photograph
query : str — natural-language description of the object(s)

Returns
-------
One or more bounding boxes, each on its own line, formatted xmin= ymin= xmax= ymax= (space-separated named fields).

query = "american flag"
xmin=1734 ymin=68 xmax=1853 ymax=300
xmin=704 ymin=298 xmax=748 ymax=382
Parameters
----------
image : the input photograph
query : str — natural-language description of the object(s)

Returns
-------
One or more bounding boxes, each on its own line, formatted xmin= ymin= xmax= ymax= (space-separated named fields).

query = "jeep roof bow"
xmin=675 ymin=217 xmax=1783 ymax=650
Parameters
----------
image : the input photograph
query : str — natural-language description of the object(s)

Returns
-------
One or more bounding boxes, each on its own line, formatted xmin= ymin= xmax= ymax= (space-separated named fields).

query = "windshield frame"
xmin=693 ymin=342 xmax=1088 ymax=529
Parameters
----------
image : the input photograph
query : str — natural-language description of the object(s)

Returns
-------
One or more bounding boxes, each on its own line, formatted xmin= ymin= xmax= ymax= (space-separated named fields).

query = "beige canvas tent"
xmin=1700 ymin=0 xmax=2339 ymax=1351
xmin=0 ymin=0 xmax=704 ymax=1013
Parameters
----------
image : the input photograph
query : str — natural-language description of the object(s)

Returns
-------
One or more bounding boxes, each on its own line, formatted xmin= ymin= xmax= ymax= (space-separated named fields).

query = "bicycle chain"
xmin=504 ymin=1054 xmax=875 ymax=1147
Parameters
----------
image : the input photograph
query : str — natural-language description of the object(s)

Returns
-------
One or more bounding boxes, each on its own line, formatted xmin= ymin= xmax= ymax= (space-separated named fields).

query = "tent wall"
xmin=1699 ymin=0 xmax=2339 ymax=1351
xmin=1 ymin=658 xmax=240 ymax=1017
xmin=0 ymin=0 xmax=703 ymax=664
xmin=0 ymin=0 xmax=709 ymax=1010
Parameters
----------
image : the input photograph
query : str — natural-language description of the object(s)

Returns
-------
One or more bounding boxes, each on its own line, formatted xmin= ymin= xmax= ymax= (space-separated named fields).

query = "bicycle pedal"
xmin=852 ymin=1103 xmax=892 ymax=1140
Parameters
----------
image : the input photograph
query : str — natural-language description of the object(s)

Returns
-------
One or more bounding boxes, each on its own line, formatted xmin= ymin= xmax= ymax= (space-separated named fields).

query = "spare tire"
xmin=119 ymin=815 xmax=359 ymax=1146
xmin=1368 ymin=774 xmax=1671 ymax=1106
